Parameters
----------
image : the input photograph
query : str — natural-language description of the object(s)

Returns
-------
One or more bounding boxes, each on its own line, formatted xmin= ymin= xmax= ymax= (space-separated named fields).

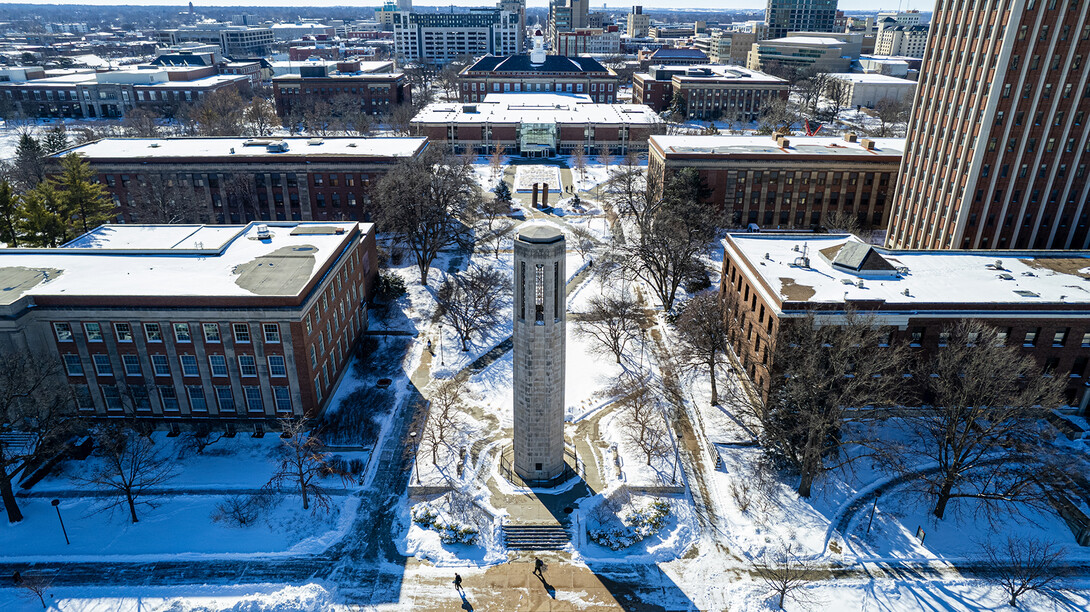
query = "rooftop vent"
xmin=902 ymin=288 xmax=911 ymax=297
xmin=844 ymin=133 xmax=858 ymax=143
xmin=463 ymin=104 xmax=477 ymax=113
xmin=307 ymin=138 xmax=324 ymax=146
xmin=997 ymin=273 xmax=1015 ymax=280
xmin=266 ymin=141 xmax=289 ymax=153
xmin=860 ymin=138 xmax=877 ymax=150
xmin=1014 ymin=289 xmax=1040 ymax=298
xmin=255 ymin=224 xmax=271 ymax=239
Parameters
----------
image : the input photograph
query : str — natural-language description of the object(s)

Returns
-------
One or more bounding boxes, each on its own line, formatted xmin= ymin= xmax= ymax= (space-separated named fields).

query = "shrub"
xmin=587 ymin=498 xmax=671 ymax=551
xmin=317 ymin=387 xmax=387 ymax=447
xmin=375 ymin=270 xmax=407 ymax=303
xmin=349 ymin=458 xmax=366 ymax=475
xmin=411 ymin=501 xmax=480 ymax=545
xmin=211 ymin=492 xmax=273 ymax=527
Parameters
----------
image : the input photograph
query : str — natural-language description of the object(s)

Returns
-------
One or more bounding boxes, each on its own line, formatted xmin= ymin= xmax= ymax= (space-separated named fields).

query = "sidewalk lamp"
xmin=438 ymin=324 xmax=445 ymax=366
xmin=409 ymin=431 xmax=420 ymax=485
xmin=51 ymin=499 xmax=69 ymax=546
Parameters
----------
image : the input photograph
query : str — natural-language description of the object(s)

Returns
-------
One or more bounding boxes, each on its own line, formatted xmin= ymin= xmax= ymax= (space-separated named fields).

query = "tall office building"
xmin=887 ymin=0 xmax=1090 ymax=251
xmin=765 ymin=0 xmax=838 ymax=39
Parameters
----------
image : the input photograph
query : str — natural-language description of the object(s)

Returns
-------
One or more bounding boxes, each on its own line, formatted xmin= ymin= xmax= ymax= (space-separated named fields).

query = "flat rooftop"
xmin=412 ymin=93 xmax=660 ymax=125
xmin=671 ymin=65 xmax=787 ymax=84
xmin=762 ymin=36 xmax=847 ymax=46
xmin=59 ymin=136 xmax=428 ymax=161
xmin=830 ymin=73 xmax=917 ymax=84
xmin=652 ymin=135 xmax=905 ymax=158
xmin=726 ymin=233 xmax=1090 ymax=309
xmin=140 ymin=74 xmax=249 ymax=88
xmin=0 ymin=222 xmax=367 ymax=305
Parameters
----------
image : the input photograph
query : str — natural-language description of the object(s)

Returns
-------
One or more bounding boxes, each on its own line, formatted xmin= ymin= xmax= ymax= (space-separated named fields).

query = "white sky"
xmin=0 ymin=1 xmax=933 ymax=11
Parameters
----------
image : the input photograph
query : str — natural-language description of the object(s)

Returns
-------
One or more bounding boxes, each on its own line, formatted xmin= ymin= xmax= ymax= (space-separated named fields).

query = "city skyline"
xmin=0 ymin=0 xmax=932 ymax=11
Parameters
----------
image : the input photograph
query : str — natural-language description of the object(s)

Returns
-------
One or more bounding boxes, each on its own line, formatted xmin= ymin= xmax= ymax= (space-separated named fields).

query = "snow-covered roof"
xmin=829 ymin=73 xmax=917 ymax=85
xmin=138 ymin=74 xmax=249 ymax=88
xmin=60 ymin=137 xmax=428 ymax=160
xmin=0 ymin=222 xmax=367 ymax=304
xmin=411 ymin=93 xmax=660 ymax=126
xmin=763 ymin=36 xmax=847 ymax=46
xmin=652 ymin=135 xmax=905 ymax=158
xmin=725 ymin=233 xmax=1090 ymax=310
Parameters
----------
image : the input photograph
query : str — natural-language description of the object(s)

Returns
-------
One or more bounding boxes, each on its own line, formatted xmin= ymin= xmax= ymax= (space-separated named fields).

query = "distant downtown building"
xmin=156 ymin=23 xmax=275 ymax=57
xmin=632 ymin=65 xmax=788 ymax=120
xmin=649 ymin=134 xmax=904 ymax=229
xmin=0 ymin=221 xmax=378 ymax=429
xmin=411 ymin=93 xmax=660 ymax=157
xmin=457 ymin=40 xmax=618 ymax=104
xmin=765 ymin=0 xmax=838 ymax=39
xmin=746 ymin=35 xmax=853 ymax=73
xmin=392 ymin=8 xmax=520 ymax=65
xmin=886 ymin=0 xmax=1090 ymax=251
xmin=722 ymin=232 xmax=1090 ymax=410
xmin=58 ymin=137 xmax=428 ymax=224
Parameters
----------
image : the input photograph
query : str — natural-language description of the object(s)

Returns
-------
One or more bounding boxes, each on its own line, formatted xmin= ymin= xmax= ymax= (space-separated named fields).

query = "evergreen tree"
xmin=494 ymin=179 xmax=511 ymax=202
xmin=55 ymin=153 xmax=113 ymax=236
xmin=0 ymin=180 xmax=20 ymax=247
xmin=12 ymin=134 xmax=46 ymax=189
xmin=17 ymin=182 xmax=69 ymax=247
xmin=41 ymin=126 xmax=69 ymax=155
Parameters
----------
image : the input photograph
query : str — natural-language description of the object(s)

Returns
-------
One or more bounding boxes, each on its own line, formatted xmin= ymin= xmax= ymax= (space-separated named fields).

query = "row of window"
xmin=77 ymin=383 xmax=292 ymax=414
xmin=63 ymin=352 xmax=287 ymax=379
xmin=54 ymin=321 xmax=281 ymax=345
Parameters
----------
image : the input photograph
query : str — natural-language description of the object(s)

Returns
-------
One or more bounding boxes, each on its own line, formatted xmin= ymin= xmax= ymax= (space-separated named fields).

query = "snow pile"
xmin=217 ymin=584 xmax=334 ymax=612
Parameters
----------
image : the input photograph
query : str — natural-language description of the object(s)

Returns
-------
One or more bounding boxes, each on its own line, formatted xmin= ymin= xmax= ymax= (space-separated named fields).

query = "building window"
xmin=92 ymin=354 xmax=113 ymax=376
xmin=1082 ymin=331 xmax=1090 ymax=347
xmin=910 ymin=327 xmax=924 ymax=346
xmin=244 ymin=386 xmax=264 ymax=412
xmin=174 ymin=323 xmax=192 ymax=342
xmin=180 ymin=354 xmax=200 ymax=377
xmin=73 ymin=385 xmax=94 ymax=410
xmin=63 ymin=354 xmax=84 ymax=376
xmin=1024 ymin=328 xmax=1039 ymax=346
xmin=238 ymin=354 xmax=257 ymax=377
xmin=151 ymin=354 xmax=170 ymax=377
xmin=187 ymin=385 xmax=207 ymax=412
xmin=315 ymin=376 xmax=323 ymax=402
xmin=203 ymin=323 xmax=221 ymax=342
xmin=997 ymin=328 xmax=1011 ymax=345
xmin=534 ymin=263 xmax=545 ymax=323
xmin=273 ymin=386 xmax=292 ymax=412
xmin=310 ymin=345 xmax=318 ymax=368
xmin=85 ymin=322 xmax=103 ymax=342
xmin=54 ymin=322 xmax=73 ymax=342
xmin=263 ymin=323 xmax=281 ymax=343
xmin=209 ymin=354 xmax=228 ymax=377
xmin=215 ymin=386 xmax=235 ymax=412
xmin=159 ymin=385 xmax=179 ymax=411
xmin=101 ymin=385 xmax=123 ymax=411
xmin=233 ymin=323 xmax=251 ymax=343
xmin=1053 ymin=328 xmax=1068 ymax=346
xmin=268 ymin=355 xmax=287 ymax=377
xmin=115 ymin=322 xmax=133 ymax=342
xmin=144 ymin=323 xmax=162 ymax=342
xmin=122 ymin=354 xmax=141 ymax=377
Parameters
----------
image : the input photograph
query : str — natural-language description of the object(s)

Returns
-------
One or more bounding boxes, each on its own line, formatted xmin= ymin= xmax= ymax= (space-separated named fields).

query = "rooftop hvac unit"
xmin=308 ymin=138 xmax=324 ymax=145
xmin=266 ymin=141 xmax=289 ymax=153
xmin=256 ymin=224 xmax=271 ymax=239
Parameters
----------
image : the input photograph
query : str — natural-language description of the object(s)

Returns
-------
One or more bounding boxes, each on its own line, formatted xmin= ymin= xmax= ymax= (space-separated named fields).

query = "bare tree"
xmin=568 ymin=224 xmax=597 ymax=262
xmin=870 ymin=97 xmax=911 ymax=138
xmin=267 ymin=417 xmax=350 ymax=512
xmin=748 ymin=310 xmax=908 ymax=497
xmin=182 ymin=88 xmax=246 ymax=136
xmin=981 ymin=536 xmax=1067 ymax=608
xmin=757 ymin=97 xmax=797 ymax=135
xmin=476 ymin=219 xmax=516 ymax=259
xmin=895 ymin=320 xmax=1065 ymax=519
xmin=436 ymin=265 xmax=510 ymax=351
xmin=753 ymin=541 xmax=815 ymax=610
xmin=822 ymin=78 xmax=853 ymax=124
xmin=388 ymin=103 xmax=417 ymax=137
xmin=18 ymin=573 xmax=53 ymax=609
xmin=674 ymin=291 xmax=728 ymax=405
xmin=419 ymin=378 xmax=469 ymax=467
xmin=76 ymin=427 xmax=177 ymax=523
xmin=371 ymin=147 xmax=477 ymax=284
xmin=614 ymin=375 xmax=670 ymax=466
xmin=242 ymin=97 xmax=279 ymax=137
xmin=571 ymin=146 xmax=588 ymax=185
xmin=0 ymin=351 xmax=76 ymax=523
xmin=121 ymin=108 xmax=162 ymax=138
xmin=489 ymin=144 xmax=507 ymax=182
xmin=126 ymin=173 xmax=206 ymax=223
xmin=181 ymin=423 xmax=226 ymax=456
xmin=222 ymin=173 xmax=262 ymax=222
xmin=479 ymin=193 xmax=510 ymax=231
xmin=822 ymin=210 xmax=862 ymax=235
xmin=576 ymin=291 xmax=644 ymax=364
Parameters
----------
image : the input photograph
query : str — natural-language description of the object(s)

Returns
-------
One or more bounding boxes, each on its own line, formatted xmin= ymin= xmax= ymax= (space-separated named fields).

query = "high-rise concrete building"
xmin=393 ymin=8 xmax=520 ymax=65
xmin=765 ymin=0 xmax=838 ymax=39
xmin=626 ymin=6 xmax=650 ymax=38
xmin=887 ymin=0 xmax=1090 ymax=251
xmin=512 ymin=224 xmax=566 ymax=483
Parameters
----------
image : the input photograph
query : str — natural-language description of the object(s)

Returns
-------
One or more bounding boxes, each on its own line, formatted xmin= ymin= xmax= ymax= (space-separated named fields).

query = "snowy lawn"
xmin=0 ymin=493 xmax=358 ymax=561
xmin=0 ymin=583 xmax=338 ymax=612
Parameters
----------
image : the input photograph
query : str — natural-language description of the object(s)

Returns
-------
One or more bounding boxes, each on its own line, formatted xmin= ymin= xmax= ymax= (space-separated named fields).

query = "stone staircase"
xmin=502 ymin=524 xmax=571 ymax=550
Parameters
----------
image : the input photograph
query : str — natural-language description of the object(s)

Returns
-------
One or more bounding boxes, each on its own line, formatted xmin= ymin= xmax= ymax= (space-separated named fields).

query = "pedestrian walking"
xmin=533 ymin=557 xmax=544 ymax=577
xmin=427 ymin=339 xmax=433 ymax=355
xmin=453 ymin=573 xmax=463 ymax=592
xmin=12 ymin=570 xmax=21 ymax=584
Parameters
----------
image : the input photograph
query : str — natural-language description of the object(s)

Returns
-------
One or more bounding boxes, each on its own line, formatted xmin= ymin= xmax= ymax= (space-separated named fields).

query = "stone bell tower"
xmin=512 ymin=223 xmax=566 ymax=482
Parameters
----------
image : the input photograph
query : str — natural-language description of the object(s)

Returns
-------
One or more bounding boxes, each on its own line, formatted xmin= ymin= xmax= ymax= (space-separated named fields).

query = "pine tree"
xmin=55 ymin=153 xmax=114 ymax=236
xmin=0 ymin=180 xmax=21 ymax=247
xmin=12 ymin=134 xmax=46 ymax=189
xmin=17 ymin=182 xmax=69 ymax=247
xmin=494 ymin=179 xmax=511 ymax=202
xmin=41 ymin=126 xmax=70 ymax=155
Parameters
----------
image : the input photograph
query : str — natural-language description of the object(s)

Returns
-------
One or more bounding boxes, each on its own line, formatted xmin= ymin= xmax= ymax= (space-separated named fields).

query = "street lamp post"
xmin=51 ymin=499 xmax=69 ymax=545
xmin=438 ymin=324 xmax=445 ymax=366
xmin=409 ymin=431 xmax=420 ymax=485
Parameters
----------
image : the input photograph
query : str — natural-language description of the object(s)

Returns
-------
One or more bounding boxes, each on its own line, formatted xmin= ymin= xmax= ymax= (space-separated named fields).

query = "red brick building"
xmin=271 ymin=60 xmax=411 ymax=117
xmin=887 ymin=0 xmax=1090 ymax=250
xmin=633 ymin=64 xmax=788 ymax=120
xmin=457 ymin=48 xmax=619 ymax=104
xmin=650 ymin=134 xmax=904 ymax=229
xmin=722 ymin=233 xmax=1090 ymax=410
xmin=57 ymin=137 xmax=428 ymax=224
xmin=0 ymin=221 xmax=379 ymax=430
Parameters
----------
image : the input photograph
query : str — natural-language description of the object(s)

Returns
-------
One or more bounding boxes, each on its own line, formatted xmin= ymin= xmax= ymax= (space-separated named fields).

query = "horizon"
xmin=0 ymin=0 xmax=933 ymax=11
